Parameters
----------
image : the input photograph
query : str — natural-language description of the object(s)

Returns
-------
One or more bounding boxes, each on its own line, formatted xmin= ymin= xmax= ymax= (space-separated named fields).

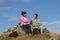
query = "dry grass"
xmin=0 ymin=32 xmax=60 ymax=40
xmin=0 ymin=32 xmax=51 ymax=40
xmin=0 ymin=24 xmax=60 ymax=40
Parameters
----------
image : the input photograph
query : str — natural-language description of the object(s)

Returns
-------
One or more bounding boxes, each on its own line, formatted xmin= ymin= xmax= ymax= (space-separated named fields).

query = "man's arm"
xmin=38 ymin=19 xmax=42 ymax=26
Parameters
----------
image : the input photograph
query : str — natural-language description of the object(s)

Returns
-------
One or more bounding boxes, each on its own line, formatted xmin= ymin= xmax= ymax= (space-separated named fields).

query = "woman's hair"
xmin=21 ymin=11 xmax=27 ymax=15
xmin=34 ymin=13 xmax=38 ymax=16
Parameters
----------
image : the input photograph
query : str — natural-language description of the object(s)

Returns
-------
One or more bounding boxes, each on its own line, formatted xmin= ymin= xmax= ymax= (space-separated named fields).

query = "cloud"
xmin=0 ymin=0 xmax=16 ymax=3
xmin=0 ymin=0 xmax=31 ymax=3
xmin=2 ymin=13 xmax=8 ymax=17
xmin=9 ymin=16 xmax=19 ymax=21
xmin=20 ymin=0 xmax=31 ymax=3
xmin=0 ymin=7 xmax=18 ymax=13
xmin=42 ymin=20 xmax=60 ymax=34
xmin=42 ymin=22 xmax=48 ymax=26
xmin=42 ymin=20 xmax=60 ymax=27
xmin=0 ymin=7 xmax=11 ymax=11
xmin=46 ymin=21 xmax=60 ymax=26
xmin=1 ymin=13 xmax=19 ymax=21
xmin=0 ymin=0 xmax=4 ymax=3
xmin=0 ymin=7 xmax=19 ymax=21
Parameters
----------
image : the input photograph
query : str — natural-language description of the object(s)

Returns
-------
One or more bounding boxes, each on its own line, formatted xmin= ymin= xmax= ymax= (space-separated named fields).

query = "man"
xmin=30 ymin=13 xmax=43 ymax=35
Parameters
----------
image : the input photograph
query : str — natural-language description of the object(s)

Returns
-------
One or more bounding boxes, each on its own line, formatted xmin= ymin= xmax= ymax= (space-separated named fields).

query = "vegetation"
xmin=0 ymin=23 xmax=60 ymax=40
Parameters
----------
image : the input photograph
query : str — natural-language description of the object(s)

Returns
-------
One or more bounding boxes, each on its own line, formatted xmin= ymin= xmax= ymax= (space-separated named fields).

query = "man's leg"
xmin=39 ymin=25 xmax=43 ymax=34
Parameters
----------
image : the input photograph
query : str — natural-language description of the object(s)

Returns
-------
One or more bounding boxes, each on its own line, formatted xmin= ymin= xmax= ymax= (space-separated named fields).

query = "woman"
xmin=30 ymin=13 xmax=43 ymax=34
xmin=20 ymin=11 xmax=31 ymax=35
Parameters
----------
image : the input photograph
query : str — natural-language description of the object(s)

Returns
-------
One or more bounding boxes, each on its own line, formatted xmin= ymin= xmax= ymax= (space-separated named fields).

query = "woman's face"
xmin=23 ymin=14 xmax=27 ymax=17
xmin=34 ymin=15 xmax=37 ymax=19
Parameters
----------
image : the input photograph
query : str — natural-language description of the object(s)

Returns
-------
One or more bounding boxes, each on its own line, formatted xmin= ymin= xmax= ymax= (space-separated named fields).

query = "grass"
xmin=0 ymin=32 xmax=60 ymax=40
xmin=0 ymin=32 xmax=53 ymax=40
xmin=0 ymin=24 xmax=60 ymax=40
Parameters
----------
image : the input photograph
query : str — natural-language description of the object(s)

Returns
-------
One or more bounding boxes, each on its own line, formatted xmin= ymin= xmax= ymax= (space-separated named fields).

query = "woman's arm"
xmin=20 ymin=17 xmax=29 ymax=23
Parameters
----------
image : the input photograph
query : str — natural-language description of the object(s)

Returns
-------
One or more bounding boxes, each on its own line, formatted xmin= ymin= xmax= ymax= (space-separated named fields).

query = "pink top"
xmin=20 ymin=16 xmax=29 ymax=26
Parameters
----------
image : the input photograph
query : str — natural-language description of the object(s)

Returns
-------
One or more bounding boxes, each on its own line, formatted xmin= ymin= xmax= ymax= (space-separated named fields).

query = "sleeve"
xmin=20 ymin=17 xmax=29 ymax=23
xmin=38 ymin=19 xmax=42 ymax=26
xmin=30 ymin=20 xmax=33 ymax=24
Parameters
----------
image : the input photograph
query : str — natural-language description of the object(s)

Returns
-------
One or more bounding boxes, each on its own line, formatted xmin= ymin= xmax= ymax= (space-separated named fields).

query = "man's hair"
xmin=21 ymin=11 xmax=27 ymax=15
xmin=34 ymin=13 xmax=38 ymax=16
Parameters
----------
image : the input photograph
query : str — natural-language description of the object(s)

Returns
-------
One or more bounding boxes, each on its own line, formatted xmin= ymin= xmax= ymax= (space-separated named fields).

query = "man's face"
xmin=34 ymin=15 xmax=37 ymax=19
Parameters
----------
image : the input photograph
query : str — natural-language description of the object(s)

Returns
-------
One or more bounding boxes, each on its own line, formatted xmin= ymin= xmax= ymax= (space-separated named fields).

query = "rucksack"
xmin=9 ymin=31 xmax=18 ymax=37
xmin=33 ymin=28 xmax=40 ymax=35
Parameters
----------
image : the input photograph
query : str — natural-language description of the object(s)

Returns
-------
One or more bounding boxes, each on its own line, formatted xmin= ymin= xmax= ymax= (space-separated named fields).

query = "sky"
xmin=0 ymin=0 xmax=60 ymax=34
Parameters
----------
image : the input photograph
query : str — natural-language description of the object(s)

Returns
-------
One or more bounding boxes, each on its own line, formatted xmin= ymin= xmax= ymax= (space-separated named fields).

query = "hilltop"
xmin=0 ymin=23 xmax=60 ymax=40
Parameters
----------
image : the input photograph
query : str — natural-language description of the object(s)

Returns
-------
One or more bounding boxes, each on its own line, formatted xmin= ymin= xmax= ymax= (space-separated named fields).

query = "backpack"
xmin=9 ymin=31 xmax=18 ymax=37
xmin=33 ymin=28 xmax=40 ymax=35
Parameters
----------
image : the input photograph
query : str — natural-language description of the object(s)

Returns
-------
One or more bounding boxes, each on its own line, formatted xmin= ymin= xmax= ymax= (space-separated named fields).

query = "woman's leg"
xmin=22 ymin=25 xmax=27 ymax=34
xmin=22 ymin=25 xmax=31 ymax=34
xmin=26 ymin=25 xmax=31 ymax=34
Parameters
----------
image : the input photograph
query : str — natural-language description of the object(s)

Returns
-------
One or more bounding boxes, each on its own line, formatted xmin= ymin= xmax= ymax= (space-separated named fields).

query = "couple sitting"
xmin=20 ymin=11 xmax=43 ymax=35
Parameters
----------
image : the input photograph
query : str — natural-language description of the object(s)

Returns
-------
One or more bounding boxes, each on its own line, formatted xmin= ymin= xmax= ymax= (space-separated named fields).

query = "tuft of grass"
xmin=0 ymin=33 xmax=60 ymax=40
xmin=0 ymin=24 xmax=60 ymax=40
xmin=0 ymin=32 xmax=52 ymax=40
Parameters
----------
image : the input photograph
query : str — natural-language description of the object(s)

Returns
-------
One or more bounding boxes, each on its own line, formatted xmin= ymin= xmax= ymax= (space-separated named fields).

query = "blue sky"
xmin=0 ymin=0 xmax=60 ymax=34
